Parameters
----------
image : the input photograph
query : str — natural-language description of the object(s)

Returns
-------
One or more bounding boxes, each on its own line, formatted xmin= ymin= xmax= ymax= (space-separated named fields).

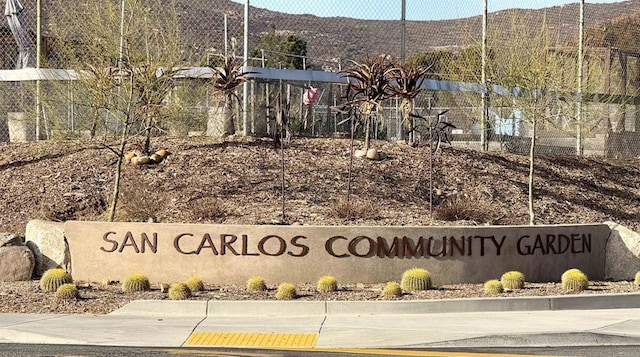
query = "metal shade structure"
xmin=5 ymin=0 xmax=35 ymax=69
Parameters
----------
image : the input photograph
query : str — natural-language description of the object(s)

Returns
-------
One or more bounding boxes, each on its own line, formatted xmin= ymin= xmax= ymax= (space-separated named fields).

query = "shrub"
xmin=400 ymin=268 xmax=432 ymax=291
xmin=275 ymin=283 xmax=297 ymax=300
xmin=168 ymin=282 xmax=192 ymax=300
xmin=55 ymin=283 xmax=80 ymax=300
xmin=561 ymin=268 xmax=589 ymax=292
xmin=246 ymin=276 xmax=267 ymax=292
xmin=188 ymin=197 xmax=230 ymax=222
xmin=39 ymin=268 xmax=73 ymax=292
xmin=433 ymin=194 xmax=495 ymax=223
xmin=483 ymin=279 xmax=503 ymax=295
xmin=634 ymin=271 xmax=640 ymax=287
xmin=121 ymin=273 xmax=151 ymax=292
xmin=184 ymin=277 xmax=204 ymax=292
xmin=381 ymin=282 xmax=403 ymax=299
xmin=500 ymin=271 xmax=525 ymax=290
xmin=331 ymin=198 xmax=379 ymax=220
xmin=316 ymin=276 xmax=338 ymax=293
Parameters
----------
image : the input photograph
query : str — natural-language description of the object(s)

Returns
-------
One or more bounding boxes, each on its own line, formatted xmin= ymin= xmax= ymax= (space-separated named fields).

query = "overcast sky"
xmin=231 ymin=0 xmax=626 ymax=21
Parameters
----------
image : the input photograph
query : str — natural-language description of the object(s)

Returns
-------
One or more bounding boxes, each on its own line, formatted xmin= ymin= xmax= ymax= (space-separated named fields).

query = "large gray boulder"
xmin=25 ymin=220 xmax=69 ymax=277
xmin=605 ymin=221 xmax=640 ymax=281
xmin=0 ymin=245 xmax=34 ymax=281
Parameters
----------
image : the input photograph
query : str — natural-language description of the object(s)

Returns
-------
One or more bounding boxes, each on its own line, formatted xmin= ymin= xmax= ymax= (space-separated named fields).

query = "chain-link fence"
xmin=0 ymin=0 xmax=639 ymax=157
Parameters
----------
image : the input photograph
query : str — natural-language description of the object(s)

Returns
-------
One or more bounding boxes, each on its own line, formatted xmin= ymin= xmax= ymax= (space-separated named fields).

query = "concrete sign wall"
xmin=63 ymin=221 xmax=610 ymax=285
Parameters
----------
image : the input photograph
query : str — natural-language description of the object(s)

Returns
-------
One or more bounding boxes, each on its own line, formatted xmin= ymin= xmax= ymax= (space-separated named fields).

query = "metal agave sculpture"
xmin=388 ymin=63 xmax=432 ymax=145
xmin=207 ymin=56 xmax=257 ymax=136
xmin=340 ymin=54 xmax=396 ymax=150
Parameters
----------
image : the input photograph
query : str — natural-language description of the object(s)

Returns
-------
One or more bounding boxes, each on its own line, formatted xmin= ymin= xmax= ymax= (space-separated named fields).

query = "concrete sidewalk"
xmin=1 ymin=294 xmax=640 ymax=349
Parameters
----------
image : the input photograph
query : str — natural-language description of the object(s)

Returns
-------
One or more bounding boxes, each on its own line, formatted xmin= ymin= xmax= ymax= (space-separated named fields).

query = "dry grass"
xmin=331 ymin=198 xmax=380 ymax=220
xmin=433 ymin=194 xmax=498 ymax=224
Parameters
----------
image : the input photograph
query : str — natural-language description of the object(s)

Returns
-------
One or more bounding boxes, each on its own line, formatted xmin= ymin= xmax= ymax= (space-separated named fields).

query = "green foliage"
xmin=275 ymin=283 xmax=297 ymax=300
xmin=316 ymin=276 xmax=338 ymax=293
xmin=246 ymin=276 xmax=267 ymax=292
xmin=561 ymin=268 xmax=589 ymax=292
xmin=250 ymin=25 xmax=308 ymax=69
xmin=184 ymin=277 xmax=204 ymax=292
xmin=406 ymin=50 xmax=455 ymax=80
xmin=55 ymin=283 xmax=80 ymax=300
xmin=168 ymin=282 xmax=192 ymax=300
xmin=400 ymin=268 xmax=432 ymax=291
xmin=39 ymin=268 xmax=73 ymax=293
xmin=121 ymin=273 xmax=151 ymax=293
xmin=501 ymin=271 xmax=525 ymax=290
xmin=483 ymin=279 xmax=504 ymax=295
xmin=635 ymin=271 xmax=640 ymax=287
xmin=381 ymin=282 xmax=403 ymax=299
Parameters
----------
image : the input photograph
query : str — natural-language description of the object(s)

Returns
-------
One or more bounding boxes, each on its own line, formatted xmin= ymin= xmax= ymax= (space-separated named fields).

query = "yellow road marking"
xmin=184 ymin=332 xmax=318 ymax=348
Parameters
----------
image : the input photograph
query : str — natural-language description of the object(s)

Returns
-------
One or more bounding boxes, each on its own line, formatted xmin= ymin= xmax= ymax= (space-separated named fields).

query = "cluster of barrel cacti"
xmin=500 ymin=271 xmax=525 ymax=290
xmin=39 ymin=268 xmax=73 ymax=292
xmin=561 ymin=268 xmax=589 ymax=292
xmin=400 ymin=268 xmax=432 ymax=291
xmin=382 ymin=282 xmax=403 ymax=299
xmin=481 ymin=270 xmax=524 ymax=296
xmin=121 ymin=273 xmax=151 ymax=293
xmin=246 ymin=276 xmax=267 ymax=292
xmin=275 ymin=283 xmax=297 ymax=300
xmin=483 ymin=279 xmax=504 ymax=295
xmin=55 ymin=283 xmax=80 ymax=300
xmin=184 ymin=277 xmax=204 ymax=292
xmin=168 ymin=283 xmax=192 ymax=300
xmin=316 ymin=276 xmax=338 ymax=293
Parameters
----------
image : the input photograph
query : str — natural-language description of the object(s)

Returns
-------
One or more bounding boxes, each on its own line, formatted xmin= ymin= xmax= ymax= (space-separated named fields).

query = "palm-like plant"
xmin=341 ymin=55 xmax=396 ymax=150
xmin=389 ymin=63 xmax=431 ymax=145
xmin=207 ymin=56 xmax=256 ymax=137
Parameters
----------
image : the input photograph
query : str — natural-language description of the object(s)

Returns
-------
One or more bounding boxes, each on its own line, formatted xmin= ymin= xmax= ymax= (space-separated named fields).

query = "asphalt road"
xmin=1 ymin=345 xmax=640 ymax=357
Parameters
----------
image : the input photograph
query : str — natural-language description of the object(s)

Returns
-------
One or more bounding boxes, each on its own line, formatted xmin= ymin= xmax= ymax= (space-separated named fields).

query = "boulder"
xmin=25 ymin=220 xmax=69 ymax=277
xmin=605 ymin=221 xmax=640 ymax=281
xmin=354 ymin=149 xmax=367 ymax=158
xmin=366 ymin=148 xmax=380 ymax=160
xmin=0 ymin=232 xmax=23 ymax=247
xmin=0 ymin=246 xmax=35 ymax=281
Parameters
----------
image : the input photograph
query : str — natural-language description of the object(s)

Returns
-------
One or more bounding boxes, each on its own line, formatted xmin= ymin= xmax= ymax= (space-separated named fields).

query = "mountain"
xmin=14 ymin=1 xmax=640 ymax=69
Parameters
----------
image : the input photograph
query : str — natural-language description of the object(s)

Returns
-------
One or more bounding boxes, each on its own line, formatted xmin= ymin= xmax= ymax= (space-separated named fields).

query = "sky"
xmin=231 ymin=0 xmax=626 ymax=21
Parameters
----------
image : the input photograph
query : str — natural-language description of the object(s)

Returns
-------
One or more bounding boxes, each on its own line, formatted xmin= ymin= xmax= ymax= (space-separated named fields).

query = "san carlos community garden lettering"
xmin=100 ymin=231 xmax=593 ymax=258
xmin=64 ymin=221 xmax=610 ymax=284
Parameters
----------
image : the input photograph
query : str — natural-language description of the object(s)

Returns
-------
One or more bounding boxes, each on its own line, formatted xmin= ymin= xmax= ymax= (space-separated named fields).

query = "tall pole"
xmin=480 ymin=0 xmax=488 ymax=151
xmin=576 ymin=0 xmax=584 ymax=155
xmin=242 ymin=0 xmax=249 ymax=136
xmin=119 ymin=0 xmax=125 ymax=68
xmin=401 ymin=0 xmax=406 ymax=64
xmin=242 ymin=0 xmax=250 ymax=136
xmin=35 ymin=0 xmax=41 ymax=140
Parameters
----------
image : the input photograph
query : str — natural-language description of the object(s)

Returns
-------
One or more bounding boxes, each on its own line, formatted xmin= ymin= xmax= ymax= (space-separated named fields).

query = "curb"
xmin=109 ymin=293 xmax=640 ymax=317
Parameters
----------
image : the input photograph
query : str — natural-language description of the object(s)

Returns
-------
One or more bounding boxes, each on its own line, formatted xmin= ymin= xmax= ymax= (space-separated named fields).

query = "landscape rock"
xmin=604 ymin=221 xmax=640 ymax=281
xmin=0 ymin=232 xmax=23 ymax=247
xmin=366 ymin=148 xmax=380 ymax=160
xmin=25 ymin=219 xmax=69 ymax=277
xmin=354 ymin=149 xmax=367 ymax=158
xmin=0 ymin=245 xmax=35 ymax=281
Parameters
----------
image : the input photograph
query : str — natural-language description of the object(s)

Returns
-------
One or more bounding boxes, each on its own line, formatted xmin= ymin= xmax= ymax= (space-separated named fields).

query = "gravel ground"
xmin=1 ymin=279 xmax=638 ymax=315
